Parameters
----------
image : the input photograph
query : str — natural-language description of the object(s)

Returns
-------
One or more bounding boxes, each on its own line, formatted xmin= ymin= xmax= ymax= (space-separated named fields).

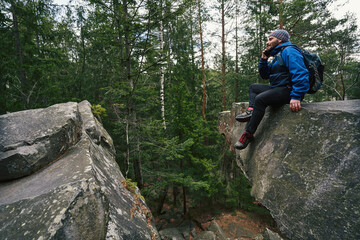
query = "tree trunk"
xmin=340 ymin=70 xmax=345 ymax=100
xmin=134 ymin=138 xmax=143 ymax=188
xmin=234 ymin=4 xmax=239 ymax=102
xmin=79 ymin=26 xmax=86 ymax=99
xmin=113 ymin=0 xmax=125 ymax=83
xmin=173 ymin=186 xmax=179 ymax=207
xmin=123 ymin=0 xmax=143 ymax=187
xmin=10 ymin=0 xmax=27 ymax=106
xmin=278 ymin=0 xmax=284 ymax=29
xmin=221 ymin=0 xmax=226 ymax=111
xmin=340 ymin=53 xmax=346 ymax=100
xmin=0 ymin=83 xmax=5 ymax=114
xmin=182 ymin=186 xmax=187 ymax=215
xmin=156 ymin=187 xmax=168 ymax=215
xmin=125 ymin=119 xmax=130 ymax=177
xmin=198 ymin=0 xmax=206 ymax=120
xmin=159 ymin=0 xmax=166 ymax=130
xmin=123 ymin=0 xmax=131 ymax=89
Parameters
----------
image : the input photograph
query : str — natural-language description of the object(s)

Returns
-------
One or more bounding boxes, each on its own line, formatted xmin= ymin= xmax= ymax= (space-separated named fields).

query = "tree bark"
xmin=221 ymin=0 xmax=226 ymax=111
xmin=156 ymin=187 xmax=168 ymax=215
xmin=134 ymin=138 xmax=143 ymax=188
xmin=198 ymin=0 xmax=206 ymax=120
xmin=79 ymin=26 xmax=86 ymax=99
xmin=278 ymin=0 xmax=284 ymax=29
xmin=10 ymin=0 xmax=27 ymax=106
xmin=123 ymin=0 xmax=143 ymax=188
xmin=159 ymin=0 xmax=166 ymax=130
xmin=182 ymin=186 xmax=187 ymax=215
xmin=113 ymin=0 xmax=125 ymax=83
xmin=173 ymin=186 xmax=179 ymax=207
xmin=234 ymin=3 xmax=239 ymax=102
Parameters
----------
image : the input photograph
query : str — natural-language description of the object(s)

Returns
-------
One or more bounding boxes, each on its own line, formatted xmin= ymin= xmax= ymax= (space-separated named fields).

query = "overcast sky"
xmin=53 ymin=0 xmax=360 ymax=27
xmin=330 ymin=0 xmax=360 ymax=26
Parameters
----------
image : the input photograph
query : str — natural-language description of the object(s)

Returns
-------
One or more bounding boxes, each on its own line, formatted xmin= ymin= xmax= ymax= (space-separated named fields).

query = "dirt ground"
xmin=193 ymin=208 xmax=278 ymax=239
xmin=156 ymin=203 xmax=280 ymax=240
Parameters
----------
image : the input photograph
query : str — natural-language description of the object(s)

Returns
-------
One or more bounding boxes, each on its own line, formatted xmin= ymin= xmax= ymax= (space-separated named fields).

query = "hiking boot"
xmin=234 ymin=131 xmax=254 ymax=150
xmin=235 ymin=109 xmax=253 ymax=122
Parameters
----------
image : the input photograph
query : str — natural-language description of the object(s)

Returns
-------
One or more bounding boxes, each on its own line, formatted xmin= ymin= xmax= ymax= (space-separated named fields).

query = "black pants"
xmin=246 ymin=83 xmax=291 ymax=134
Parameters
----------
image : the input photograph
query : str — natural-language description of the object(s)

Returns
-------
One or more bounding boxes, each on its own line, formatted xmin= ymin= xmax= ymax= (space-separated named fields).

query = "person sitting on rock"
xmin=234 ymin=29 xmax=309 ymax=150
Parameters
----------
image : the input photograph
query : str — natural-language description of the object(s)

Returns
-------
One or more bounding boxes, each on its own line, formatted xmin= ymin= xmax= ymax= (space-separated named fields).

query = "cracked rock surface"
xmin=0 ymin=101 xmax=159 ymax=240
xmin=0 ymin=102 xmax=82 ymax=181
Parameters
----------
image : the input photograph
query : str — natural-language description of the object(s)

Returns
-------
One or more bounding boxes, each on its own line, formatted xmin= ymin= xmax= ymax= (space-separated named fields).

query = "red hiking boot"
xmin=234 ymin=131 xmax=254 ymax=150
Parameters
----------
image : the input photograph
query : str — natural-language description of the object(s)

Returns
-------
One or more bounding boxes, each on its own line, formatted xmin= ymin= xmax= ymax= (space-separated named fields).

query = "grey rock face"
xmin=158 ymin=220 xmax=196 ymax=240
xmin=207 ymin=221 xmax=227 ymax=240
xmin=194 ymin=231 xmax=217 ymax=240
xmin=159 ymin=228 xmax=185 ymax=240
xmin=219 ymin=100 xmax=360 ymax=240
xmin=0 ymin=102 xmax=82 ymax=181
xmin=0 ymin=101 xmax=159 ymax=240
xmin=253 ymin=228 xmax=284 ymax=240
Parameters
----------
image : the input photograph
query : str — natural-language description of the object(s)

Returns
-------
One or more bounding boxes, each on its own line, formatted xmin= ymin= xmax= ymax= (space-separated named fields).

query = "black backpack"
xmin=277 ymin=45 xmax=325 ymax=94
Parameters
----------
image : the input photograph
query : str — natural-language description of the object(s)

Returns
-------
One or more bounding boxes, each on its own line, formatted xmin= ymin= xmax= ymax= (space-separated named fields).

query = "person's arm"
xmin=258 ymin=51 xmax=270 ymax=79
xmin=282 ymin=47 xmax=309 ymax=112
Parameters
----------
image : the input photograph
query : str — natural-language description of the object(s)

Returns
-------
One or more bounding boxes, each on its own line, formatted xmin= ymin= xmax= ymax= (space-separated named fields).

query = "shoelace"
xmin=245 ymin=109 xmax=252 ymax=115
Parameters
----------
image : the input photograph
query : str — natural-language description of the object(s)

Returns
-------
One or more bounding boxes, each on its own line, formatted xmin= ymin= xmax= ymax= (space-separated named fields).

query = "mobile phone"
xmin=263 ymin=49 xmax=272 ymax=57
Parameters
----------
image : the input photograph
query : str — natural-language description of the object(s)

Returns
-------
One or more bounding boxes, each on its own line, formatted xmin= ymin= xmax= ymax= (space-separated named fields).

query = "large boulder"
xmin=0 ymin=102 xmax=82 ymax=181
xmin=0 ymin=101 xmax=159 ymax=240
xmin=219 ymin=100 xmax=360 ymax=240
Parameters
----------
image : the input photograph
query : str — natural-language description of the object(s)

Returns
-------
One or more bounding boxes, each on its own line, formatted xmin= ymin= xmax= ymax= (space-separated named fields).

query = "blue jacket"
xmin=258 ymin=41 xmax=310 ymax=101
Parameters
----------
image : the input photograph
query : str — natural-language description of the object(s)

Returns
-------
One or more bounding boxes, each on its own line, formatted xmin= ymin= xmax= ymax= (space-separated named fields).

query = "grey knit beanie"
xmin=269 ymin=29 xmax=290 ymax=42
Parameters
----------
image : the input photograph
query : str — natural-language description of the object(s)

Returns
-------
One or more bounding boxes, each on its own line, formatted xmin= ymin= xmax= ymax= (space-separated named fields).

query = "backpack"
xmin=277 ymin=45 xmax=325 ymax=94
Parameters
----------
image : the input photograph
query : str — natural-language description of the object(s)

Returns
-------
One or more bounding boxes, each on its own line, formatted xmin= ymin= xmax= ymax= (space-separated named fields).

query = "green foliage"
xmin=121 ymin=178 xmax=146 ymax=201
xmin=223 ymin=173 xmax=254 ymax=210
xmin=91 ymin=104 xmax=107 ymax=120
xmin=123 ymin=178 xmax=138 ymax=193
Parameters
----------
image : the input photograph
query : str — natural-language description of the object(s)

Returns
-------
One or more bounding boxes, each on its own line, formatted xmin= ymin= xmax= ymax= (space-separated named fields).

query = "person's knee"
xmin=249 ymin=83 xmax=260 ymax=90
xmin=254 ymin=95 xmax=268 ymax=110
xmin=254 ymin=94 xmax=265 ymax=105
xmin=249 ymin=83 xmax=269 ymax=93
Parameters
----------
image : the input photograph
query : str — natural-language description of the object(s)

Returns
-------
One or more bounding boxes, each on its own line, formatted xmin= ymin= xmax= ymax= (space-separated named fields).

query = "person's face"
xmin=266 ymin=36 xmax=283 ymax=50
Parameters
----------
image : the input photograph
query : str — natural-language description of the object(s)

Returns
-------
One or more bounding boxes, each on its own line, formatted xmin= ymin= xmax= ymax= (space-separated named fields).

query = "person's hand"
xmin=290 ymin=99 xmax=301 ymax=112
xmin=261 ymin=50 xmax=269 ymax=59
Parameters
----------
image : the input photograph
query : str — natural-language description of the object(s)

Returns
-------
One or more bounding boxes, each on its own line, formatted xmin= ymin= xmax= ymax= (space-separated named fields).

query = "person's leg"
xmin=235 ymin=86 xmax=291 ymax=150
xmin=236 ymin=84 xmax=271 ymax=122
xmin=246 ymin=86 xmax=291 ymax=134
xmin=248 ymin=84 xmax=272 ymax=108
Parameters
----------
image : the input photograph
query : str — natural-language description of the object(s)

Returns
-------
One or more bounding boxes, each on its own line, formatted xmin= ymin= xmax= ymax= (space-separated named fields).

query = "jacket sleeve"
xmin=258 ymin=58 xmax=270 ymax=79
xmin=282 ymin=48 xmax=310 ymax=100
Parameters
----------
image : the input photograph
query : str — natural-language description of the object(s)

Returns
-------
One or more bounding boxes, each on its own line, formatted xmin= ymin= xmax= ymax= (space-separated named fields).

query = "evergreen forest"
xmin=1 ymin=0 xmax=359 ymax=218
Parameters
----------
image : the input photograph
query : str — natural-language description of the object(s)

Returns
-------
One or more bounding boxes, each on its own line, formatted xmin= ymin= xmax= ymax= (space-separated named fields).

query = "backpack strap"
xmin=275 ymin=44 xmax=302 ymax=88
xmin=276 ymin=44 xmax=301 ymax=66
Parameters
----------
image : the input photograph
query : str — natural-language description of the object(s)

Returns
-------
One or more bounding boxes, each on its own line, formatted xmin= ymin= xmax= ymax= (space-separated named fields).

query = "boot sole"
xmin=235 ymin=116 xmax=251 ymax=122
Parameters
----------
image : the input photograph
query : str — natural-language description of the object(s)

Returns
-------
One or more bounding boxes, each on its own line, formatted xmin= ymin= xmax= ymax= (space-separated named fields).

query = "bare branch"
xmin=26 ymin=82 xmax=38 ymax=105
xmin=322 ymin=78 xmax=343 ymax=100
xmin=345 ymin=71 xmax=360 ymax=92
